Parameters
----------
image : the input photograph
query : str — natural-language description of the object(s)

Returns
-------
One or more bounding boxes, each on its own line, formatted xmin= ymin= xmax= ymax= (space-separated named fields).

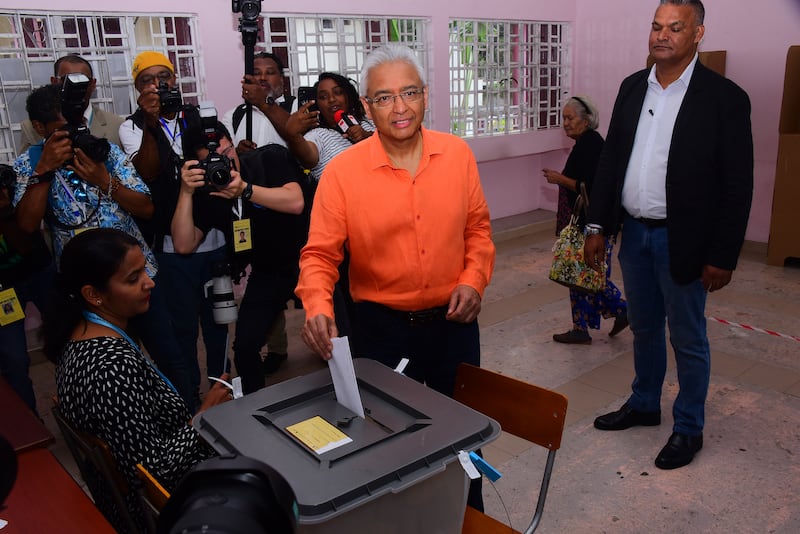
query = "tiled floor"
xmin=24 ymin=209 xmax=800 ymax=532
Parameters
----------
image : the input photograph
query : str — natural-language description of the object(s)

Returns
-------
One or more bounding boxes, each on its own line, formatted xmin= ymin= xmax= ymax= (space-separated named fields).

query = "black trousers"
xmin=353 ymin=300 xmax=484 ymax=511
xmin=232 ymin=268 xmax=298 ymax=394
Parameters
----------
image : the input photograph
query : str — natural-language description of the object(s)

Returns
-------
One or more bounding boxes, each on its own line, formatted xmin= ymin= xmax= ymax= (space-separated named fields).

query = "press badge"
xmin=0 ymin=287 xmax=25 ymax=326
xmin=233 ymin=218 xmax=252 ymax=252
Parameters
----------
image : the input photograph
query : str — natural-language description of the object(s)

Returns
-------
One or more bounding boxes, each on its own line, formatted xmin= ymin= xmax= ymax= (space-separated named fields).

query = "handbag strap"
xmin=571 ymin=182 xmax=590 ymax=219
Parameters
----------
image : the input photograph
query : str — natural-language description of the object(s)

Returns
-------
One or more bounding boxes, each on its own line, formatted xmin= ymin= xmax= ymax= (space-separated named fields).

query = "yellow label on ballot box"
xmin=286 ymin=416 xmax=353 ymax=454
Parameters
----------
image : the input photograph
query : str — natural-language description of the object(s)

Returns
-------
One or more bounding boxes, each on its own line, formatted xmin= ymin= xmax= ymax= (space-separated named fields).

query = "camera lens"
xmin=209 ymin=167 xmax=232 ymax=188
xmin=241 ymin=1 xmax=261 ymax=20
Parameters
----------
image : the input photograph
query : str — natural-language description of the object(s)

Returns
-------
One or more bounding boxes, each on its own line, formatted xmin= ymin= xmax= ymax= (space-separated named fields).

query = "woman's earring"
xmin=96 ymin=299 xmax=102 ymax=305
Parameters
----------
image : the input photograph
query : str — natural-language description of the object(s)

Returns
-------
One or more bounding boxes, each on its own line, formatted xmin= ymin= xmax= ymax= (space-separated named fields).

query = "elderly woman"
xmin=543 ymin=96 xmax=628 ymax=344
xmin=45 ymin=228 xmax=231 ymax=530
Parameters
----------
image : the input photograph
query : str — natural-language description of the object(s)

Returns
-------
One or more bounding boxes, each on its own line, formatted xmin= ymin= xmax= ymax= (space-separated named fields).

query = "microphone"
xmin=334 ymin=109 xmax=358 ymax=133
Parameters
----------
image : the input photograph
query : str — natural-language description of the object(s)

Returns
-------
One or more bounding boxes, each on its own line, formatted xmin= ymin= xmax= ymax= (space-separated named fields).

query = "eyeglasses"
xmin=365 ymin=88 xmax=424 ymax=108
xmin=137 ymin=70 xmax=173 ymax=86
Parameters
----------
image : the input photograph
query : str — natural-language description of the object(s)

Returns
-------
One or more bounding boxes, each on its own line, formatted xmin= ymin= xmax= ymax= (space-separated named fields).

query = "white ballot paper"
xmin=329 ymin=336 xmax=365 ymax=418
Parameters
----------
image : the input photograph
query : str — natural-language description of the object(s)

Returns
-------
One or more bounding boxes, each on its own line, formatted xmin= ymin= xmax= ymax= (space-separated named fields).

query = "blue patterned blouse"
xmin=12 ymin=142 xmax=157 ymax=277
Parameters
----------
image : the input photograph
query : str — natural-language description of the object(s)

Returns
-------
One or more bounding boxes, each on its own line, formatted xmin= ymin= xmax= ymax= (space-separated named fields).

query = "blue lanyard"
xmin=159 ymin=114 xmax=186 ymax=143
xmin=82 ymin=310 xmax=178 ymax=395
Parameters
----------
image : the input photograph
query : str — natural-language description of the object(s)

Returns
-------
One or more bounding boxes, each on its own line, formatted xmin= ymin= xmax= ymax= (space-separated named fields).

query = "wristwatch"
xmin=241 ymin=182 xmax=254 ymax=201
xmin=584 ymin=223 xmax=603 ymax=236
xmin=32 ymin=170 xmax=55 ymax=184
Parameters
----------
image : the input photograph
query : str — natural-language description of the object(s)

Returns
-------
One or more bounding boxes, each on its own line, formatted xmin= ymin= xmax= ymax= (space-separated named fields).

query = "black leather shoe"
xmin=594 ymin=402 xmax=661 ymax=430
xmin=655 ymin=432 xmax=703 ymax=469
xmin=262 ymin=352 xmax=288 ymax=374
xmin=609 ymin=311 xmax=629 ymax=337
xmin=553 ymin=329 xmax=592 ymax=344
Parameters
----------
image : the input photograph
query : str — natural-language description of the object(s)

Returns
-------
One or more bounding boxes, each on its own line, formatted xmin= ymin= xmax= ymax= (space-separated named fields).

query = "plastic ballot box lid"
xmin=194 ymin=359 xmax=500 ymax=525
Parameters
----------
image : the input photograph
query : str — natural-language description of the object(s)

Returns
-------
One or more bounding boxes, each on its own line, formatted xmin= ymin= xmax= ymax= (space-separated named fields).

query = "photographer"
xmin=0 ymin=164 xmax=54 ymax=415
xmin=170 ymin=120 xmax=307 ymax=395
xmin=18 ymin=54 xmax=124 ymax=152
xmin=221 ymin=52 xmax=297 ymax=155
xmin=119 ymin=52 xmax=231 ymax=403
xmin=12 ymin=84 xmax=154 ymax=263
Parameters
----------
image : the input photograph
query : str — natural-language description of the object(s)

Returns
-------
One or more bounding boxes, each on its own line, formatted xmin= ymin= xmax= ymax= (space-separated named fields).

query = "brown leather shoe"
xmin=655 ymin=432 xmax=703 ymax=469
xmin=553 ymin=329 xmax=592 ymax=344
xmin=594 ymin=402 xmax=661 ymax=430
xmin=609 ymin=311 xmax=629 ymax=337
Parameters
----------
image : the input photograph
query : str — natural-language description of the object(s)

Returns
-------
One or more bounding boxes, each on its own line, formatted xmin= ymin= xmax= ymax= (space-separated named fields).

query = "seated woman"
xmin=44 ymin=228 xmax=231 ymax=529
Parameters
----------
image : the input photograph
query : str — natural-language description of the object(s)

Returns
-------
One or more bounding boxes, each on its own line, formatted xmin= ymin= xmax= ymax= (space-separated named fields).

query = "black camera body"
xmin=232 ymin=0 xmax=262 ymax=21
xmin=60 ymin=73 xmax=110 ymax=163
xmin=190 ymin=103 xmax=232 ymax=191
xmin=193 ymin=152 xmax=233 ymax=191
xmin=157 ymin=80 xmax=183 ymax=114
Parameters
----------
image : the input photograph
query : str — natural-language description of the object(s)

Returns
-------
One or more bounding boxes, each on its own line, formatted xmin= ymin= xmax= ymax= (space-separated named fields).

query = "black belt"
xmin=361 ymin=302 xmax=449 ymax=326
xmin=628 ymin=213 xmax=667 ymax=228
xmin=406 ymin=305 xmax=448 ymax=326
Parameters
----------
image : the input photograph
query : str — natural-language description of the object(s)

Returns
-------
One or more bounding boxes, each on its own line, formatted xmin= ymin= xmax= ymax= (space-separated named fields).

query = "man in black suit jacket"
xmin=585 ymin=0 xmax=753 ymax=470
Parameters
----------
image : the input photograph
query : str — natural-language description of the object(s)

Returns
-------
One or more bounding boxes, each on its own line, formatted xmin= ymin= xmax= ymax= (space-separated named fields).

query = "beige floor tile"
xmin=575 ymin=363 xmax=633 ymax=396
xmin=784 ymin=380 xmax=800 ymax=397
xmin=711 ymin=350 xmax=758 ymax=379
xmin=737 ymin=362 xmax=800 ymax=391
xmin=553 ymin=380 xmax=620 ymax=416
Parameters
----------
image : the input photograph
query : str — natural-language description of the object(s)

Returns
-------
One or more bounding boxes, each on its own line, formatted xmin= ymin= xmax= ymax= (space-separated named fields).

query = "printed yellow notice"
xmin=286 ymin=416 xmax=353 ymax=454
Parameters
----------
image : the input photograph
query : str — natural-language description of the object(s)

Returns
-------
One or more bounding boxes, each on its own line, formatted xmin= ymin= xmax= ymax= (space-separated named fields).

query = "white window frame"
xmin=0 ymin=10 xmax=203 ymax=162
xmin=449 ymin=19 xmax=570 ymax=138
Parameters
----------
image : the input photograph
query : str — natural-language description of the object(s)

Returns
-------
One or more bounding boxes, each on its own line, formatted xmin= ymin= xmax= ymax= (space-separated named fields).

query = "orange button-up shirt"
xmin=296 ymin=127 xmax=495 ymax=318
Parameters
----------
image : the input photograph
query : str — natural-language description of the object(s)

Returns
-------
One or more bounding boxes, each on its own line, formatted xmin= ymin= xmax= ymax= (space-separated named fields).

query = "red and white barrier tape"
xmin=708 ymin=316 xmax=800 ymax=343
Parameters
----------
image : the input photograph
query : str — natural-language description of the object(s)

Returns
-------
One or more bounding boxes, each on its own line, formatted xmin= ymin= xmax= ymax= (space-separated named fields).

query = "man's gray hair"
xmin=660 ymin=0 xmax=705 ymax=25
xmin=566 ymin=96 xmax=600 ymax=131
xmin=359 ymin=43 xmax=427 ymax=96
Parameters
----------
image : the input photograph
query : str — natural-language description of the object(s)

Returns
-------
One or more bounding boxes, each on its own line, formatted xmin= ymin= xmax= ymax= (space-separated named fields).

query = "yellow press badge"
xmin=0 ymin=287 xmax=25 ymax=326
xmin=233 ymin=218 xmax=252 ymax=252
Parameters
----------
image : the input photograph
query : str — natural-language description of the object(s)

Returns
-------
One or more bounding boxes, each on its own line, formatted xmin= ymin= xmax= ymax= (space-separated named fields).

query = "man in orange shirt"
xmin=296 ymin=43 xmax=495 ymax=398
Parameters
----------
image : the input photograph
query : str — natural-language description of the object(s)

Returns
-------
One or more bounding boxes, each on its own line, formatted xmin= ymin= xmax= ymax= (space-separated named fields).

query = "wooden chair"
xmin=135 ymin=462 xmax=171 ymax=530
xmin=51 ymin=401 xmax=140 ymax=533
xmin=453 ymin=363 xmax=568 ymax=534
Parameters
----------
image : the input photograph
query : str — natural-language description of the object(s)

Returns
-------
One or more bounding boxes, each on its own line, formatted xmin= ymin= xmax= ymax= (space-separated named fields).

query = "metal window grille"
xmin=253 ymin=15 xmax=428 ymax=99
xmin=0 ymin=10 xmax=202 ymax=162
xmin=449 ymin=19 xmax=570 ymax=138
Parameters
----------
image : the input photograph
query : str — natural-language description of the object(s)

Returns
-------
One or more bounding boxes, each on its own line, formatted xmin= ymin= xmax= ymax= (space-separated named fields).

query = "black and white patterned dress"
xmin=56 ymin=336 xmax=213 ymax=527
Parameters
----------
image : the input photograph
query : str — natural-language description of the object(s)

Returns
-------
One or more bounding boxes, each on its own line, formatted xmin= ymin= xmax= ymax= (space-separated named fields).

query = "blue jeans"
xmin=618 ymin=215 xmax=709 ymax=436
xmin=0 ymin=262 xmax=55 ymax=414
xmin=156 ymin=248 xmax=232 ymax=392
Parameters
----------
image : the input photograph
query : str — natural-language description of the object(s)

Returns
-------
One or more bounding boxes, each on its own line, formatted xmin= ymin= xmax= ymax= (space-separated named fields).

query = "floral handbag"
xmin=548 ymin=184 xmax=606 ymax=293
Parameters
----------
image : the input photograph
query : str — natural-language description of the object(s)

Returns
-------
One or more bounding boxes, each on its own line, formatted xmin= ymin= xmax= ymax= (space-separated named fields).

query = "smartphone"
xmin=297 ymin=86 xmax=318 ymax=112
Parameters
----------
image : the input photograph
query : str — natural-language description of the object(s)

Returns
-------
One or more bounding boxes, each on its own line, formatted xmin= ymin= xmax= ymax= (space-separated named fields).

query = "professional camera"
xmin=204 ymin=260 xmax=238 ymax=325
xmin=190 ymin=102 xmax=233 ymax=190
xmin=232 ymin=0 xmax=262 ymax=22
xmin=60 ymin=73 xmax=110 ymax=163
xmin=157 ymin=80 xmax=183 ymax=114
xmin=158 ymin=455 xmax=296 ymax=534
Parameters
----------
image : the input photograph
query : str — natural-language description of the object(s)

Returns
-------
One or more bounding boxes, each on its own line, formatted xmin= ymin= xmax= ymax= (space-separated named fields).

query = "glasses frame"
xmin=364 ymin=87 xmax=425 ymax=108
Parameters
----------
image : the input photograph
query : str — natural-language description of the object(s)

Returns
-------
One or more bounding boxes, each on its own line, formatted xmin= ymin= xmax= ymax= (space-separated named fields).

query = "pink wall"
xmin=574 ymin=0 xmax=800 ymax=243
xmin=6 ymin=1 xmax=796 ymax=241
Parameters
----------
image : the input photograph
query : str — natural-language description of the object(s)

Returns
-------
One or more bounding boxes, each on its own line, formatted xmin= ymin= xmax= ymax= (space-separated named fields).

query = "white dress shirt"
xmin=621 ymin=54 xmax=698 ymax=219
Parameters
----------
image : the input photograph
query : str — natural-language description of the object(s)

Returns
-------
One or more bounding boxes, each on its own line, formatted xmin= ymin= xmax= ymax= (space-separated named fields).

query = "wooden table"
xmin=0 ymin=376 xmax=54 ymax=452
xmin=0 ymin=448 xmax=115 ymax=533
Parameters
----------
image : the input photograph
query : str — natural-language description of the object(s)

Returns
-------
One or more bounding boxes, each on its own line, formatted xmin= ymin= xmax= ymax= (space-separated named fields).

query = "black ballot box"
xmin=194 ymin=359 xmax=500 ymax=533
